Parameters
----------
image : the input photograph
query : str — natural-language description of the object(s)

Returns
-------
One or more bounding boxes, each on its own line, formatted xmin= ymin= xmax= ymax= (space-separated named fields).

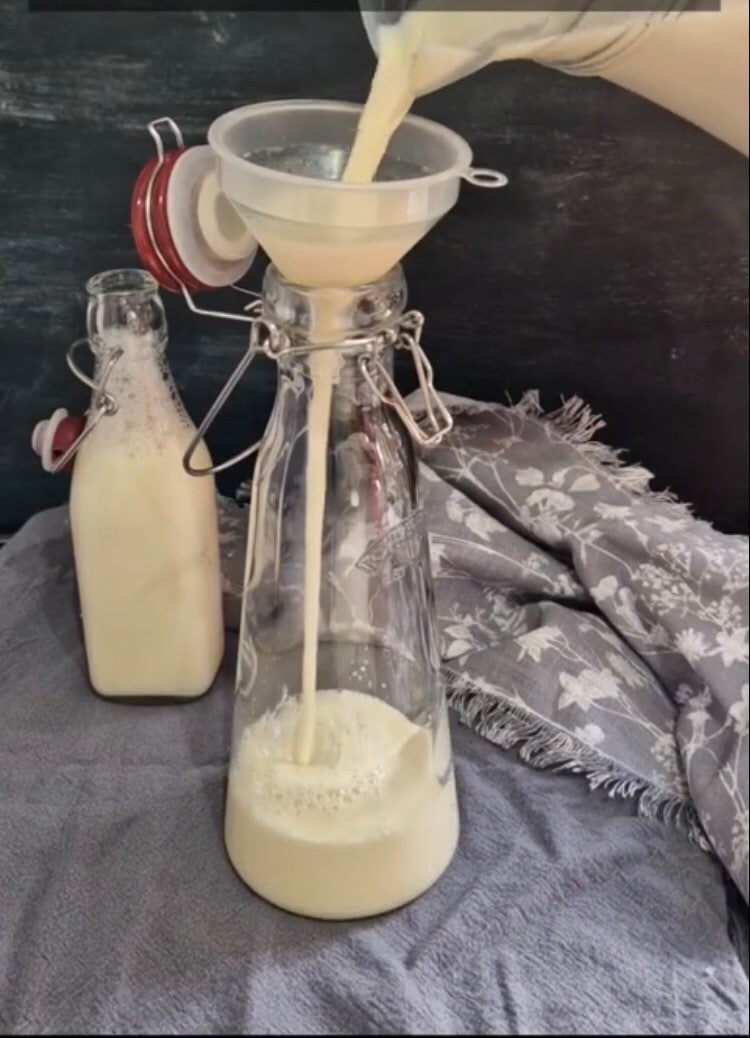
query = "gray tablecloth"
xmin=1 ymin=508 xmax=748 ymax=1035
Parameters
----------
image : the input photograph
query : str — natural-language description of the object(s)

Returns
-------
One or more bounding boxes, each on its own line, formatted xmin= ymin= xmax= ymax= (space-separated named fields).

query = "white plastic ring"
xmin=31 ymin=408 xmax=69 ymax=474
xmin=196 ymin=168 xmax=256 ymax=263
xmin=166 ymin=146 xmax=257 ymax=288
xmin=462 ymin=168 xmax=509 ymax=188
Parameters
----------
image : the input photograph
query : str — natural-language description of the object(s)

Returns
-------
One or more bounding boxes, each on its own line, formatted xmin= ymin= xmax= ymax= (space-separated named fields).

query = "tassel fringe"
xmin=445 ymin=667 xmax=712 ymax=852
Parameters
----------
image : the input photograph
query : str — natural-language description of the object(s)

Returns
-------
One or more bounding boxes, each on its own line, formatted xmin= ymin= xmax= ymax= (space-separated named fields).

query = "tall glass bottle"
xmin=69 ymin=269 xmax=225 ymax=700
xmin=224 ymin=265 xmax=459 ymax=920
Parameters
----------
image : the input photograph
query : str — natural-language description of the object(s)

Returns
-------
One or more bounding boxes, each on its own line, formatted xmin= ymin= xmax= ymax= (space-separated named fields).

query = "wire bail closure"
xmin=141 ymin=120 xmax=454 ymax=475
xmin=182 ymin=315 xmax=282 ymax=477
xmin=360 ymin=311 xmax=453 ymax=449
xmin=47 ymin=339 xmax=122 ymax=473
xmin=182 ymin=309 xmax=452 ymax=478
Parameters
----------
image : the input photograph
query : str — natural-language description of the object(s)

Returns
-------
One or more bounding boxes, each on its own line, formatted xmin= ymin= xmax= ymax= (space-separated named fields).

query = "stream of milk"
xmin=226 ymin=28 xmax=464 ymax=914
xmin=346 ymin=3 xmax=749 ymax=179
xmin=295 ymin=342 xmax=338 ymax=766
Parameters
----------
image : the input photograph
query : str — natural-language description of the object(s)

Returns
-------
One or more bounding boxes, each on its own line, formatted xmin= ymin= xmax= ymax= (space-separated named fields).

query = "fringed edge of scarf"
xmin=510 ymin=389 xmax=696 ymax=518
xmin=410 ymin=388 xmax=700 ymax=523
xmin=444 ymin=666 xmax=712 ymax=853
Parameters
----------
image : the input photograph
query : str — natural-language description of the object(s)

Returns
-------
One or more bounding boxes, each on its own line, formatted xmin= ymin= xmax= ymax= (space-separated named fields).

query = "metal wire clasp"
xmin=182 ymin=315 xmax=284 ymax=477
xmin=183 ymin=309 xmax=452 ymax=476
xmin=360 ymin=311 xmax=453 ymax=449
xmin=47 ymin=339 xmax=122 ymax=472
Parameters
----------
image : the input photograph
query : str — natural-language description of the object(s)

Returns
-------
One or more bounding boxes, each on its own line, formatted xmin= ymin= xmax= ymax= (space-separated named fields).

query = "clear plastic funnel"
xmin=207 ymin=99 xmax=499 ymax=289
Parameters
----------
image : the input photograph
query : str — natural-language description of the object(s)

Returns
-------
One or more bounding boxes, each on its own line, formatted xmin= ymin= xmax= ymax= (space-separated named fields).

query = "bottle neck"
xmin=86 ymin=268 xmax=168 ymax=365
xmin=83 ymin=269 xmax=180 ymax=430
xmin=276 ymin=341 xmax=394 ymax=390
xmin=259 ymin=265 xmax=449 ymax=450
xmin=261 ymin=263 xmax=408 ymax=348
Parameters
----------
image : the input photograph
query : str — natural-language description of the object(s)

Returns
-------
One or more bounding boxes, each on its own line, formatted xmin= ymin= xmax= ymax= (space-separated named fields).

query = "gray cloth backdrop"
xmin=0 ymin=507 xmax=748 ymax=1033
xmin=1 ymin=388 xmax=748 ymax=1033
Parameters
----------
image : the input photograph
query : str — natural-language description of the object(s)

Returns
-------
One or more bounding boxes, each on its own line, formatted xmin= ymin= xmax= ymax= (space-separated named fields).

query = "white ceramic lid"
xmin=166 ymin=145 xmax=257 ymax=289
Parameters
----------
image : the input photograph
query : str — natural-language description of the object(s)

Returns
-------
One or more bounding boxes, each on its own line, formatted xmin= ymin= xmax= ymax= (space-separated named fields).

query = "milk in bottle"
xmin=69 ymin=269 xmax=224 ymax=699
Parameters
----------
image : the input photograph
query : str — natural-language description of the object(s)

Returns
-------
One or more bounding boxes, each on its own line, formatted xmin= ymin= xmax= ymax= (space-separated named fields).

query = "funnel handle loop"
xmin=360 ymin=311 xmax=453 ymax=449
xmin=182 ymin=318 xmax=279 ymax=477
xmin=462 ymin=168 xmax=509 ymax=189
xmin=46 ymin=339 xmax=122 ymax=473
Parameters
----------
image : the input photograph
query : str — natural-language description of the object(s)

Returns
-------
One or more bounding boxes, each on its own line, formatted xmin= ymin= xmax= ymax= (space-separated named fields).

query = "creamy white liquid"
xmin=225 ymin=689 xmax=458 ymax=919
xmin=69 ymin=335 xmax=224 ymax=698
xmin=246 ymin=214 xmax=428 ymax=291
xmin=296 ymin=343 xmax=338 ymax=765
xmin=347 ymin=3 xmax=749 ymax=181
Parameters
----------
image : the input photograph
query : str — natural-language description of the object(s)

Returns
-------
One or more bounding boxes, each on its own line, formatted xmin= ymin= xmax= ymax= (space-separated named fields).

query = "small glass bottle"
xmin=224 ymin=264 xmax=459 ymax=920
xmin=68 ymin=269 xmax=225 ymax=700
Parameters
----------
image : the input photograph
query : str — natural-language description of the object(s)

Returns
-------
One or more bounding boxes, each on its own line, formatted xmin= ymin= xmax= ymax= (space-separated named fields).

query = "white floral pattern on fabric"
xmin=407 ymin=390 xmax=749 ymax=904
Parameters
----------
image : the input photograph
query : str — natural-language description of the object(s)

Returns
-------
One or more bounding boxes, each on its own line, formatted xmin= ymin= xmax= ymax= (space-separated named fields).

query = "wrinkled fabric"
xmin=0 ymin=507 xmax=747 ymax=1034
xmin=417 ymin=391 xmax=750 ymax=903
xmin=224 ymin=391 xmax=749 ymax=904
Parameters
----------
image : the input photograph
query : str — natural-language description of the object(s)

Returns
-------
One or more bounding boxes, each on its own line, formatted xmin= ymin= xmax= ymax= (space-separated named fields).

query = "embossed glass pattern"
xmin=233 ymin=267 xmax=449 ymax=742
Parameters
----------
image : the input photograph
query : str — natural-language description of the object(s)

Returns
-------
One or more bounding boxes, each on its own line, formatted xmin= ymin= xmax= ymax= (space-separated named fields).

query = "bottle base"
xmin=223 ymin=766 xmax=461 ymax=922
xmin=90 ymin=687 xmax=214 ymax=706
xmin=224 ymin=826 xmax=459 ymax=922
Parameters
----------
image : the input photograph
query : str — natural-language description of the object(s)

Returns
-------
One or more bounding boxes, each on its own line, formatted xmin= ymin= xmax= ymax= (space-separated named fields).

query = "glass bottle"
xmin=68 ymin=269 xmax=225 ymax=701
xmin=224 ymin=264 xmax=459 ymax=920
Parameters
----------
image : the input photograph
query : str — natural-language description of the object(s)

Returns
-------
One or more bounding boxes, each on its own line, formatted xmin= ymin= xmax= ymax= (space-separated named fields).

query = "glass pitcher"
xmin=357 ymin=2 xmax=749 ymax=155
xmin=222 ymin=264 xmax=459 ymax=920
xmin=359 ymin=2 xmax=687 ymax=91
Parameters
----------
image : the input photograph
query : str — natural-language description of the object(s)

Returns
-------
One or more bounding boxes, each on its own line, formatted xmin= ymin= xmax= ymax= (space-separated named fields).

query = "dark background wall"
xmin=1 ymin=2 xmax=747 ymax=534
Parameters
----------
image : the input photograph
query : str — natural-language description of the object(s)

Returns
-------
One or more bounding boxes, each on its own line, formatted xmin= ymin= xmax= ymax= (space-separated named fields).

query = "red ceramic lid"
xmin=130 ymin=153 xmax=182 ymax=293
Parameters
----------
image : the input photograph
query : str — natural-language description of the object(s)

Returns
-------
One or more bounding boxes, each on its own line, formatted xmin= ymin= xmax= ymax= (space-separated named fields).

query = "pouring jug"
xmin=357 ymin=1 xmax=749 ymax=155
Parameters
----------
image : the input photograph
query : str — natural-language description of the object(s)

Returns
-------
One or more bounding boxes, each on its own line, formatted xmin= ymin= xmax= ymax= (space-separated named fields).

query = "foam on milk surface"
xmin=225 ymin=690 xmax=458 ymax=918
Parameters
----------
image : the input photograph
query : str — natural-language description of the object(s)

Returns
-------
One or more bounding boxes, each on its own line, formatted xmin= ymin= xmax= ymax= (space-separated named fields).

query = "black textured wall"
xmin=1 ymin=3 xmax=747 ymax=533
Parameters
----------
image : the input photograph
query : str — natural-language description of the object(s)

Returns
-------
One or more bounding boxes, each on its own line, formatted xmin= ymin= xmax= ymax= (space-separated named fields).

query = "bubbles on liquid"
xmin=237 ymin=691 xmax=416 ymax=821
xmin=244 ymin=145 xmax=427 ymax=184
